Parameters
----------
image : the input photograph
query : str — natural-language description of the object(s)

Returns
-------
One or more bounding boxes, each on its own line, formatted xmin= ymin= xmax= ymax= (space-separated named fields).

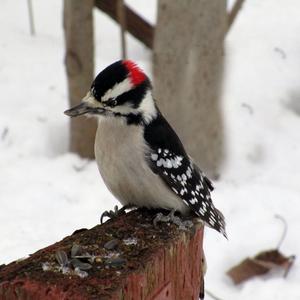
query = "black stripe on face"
xmin=115 ymin=78 xmax=151 ymax=108
xmin=91 ymin=60 xmax=128 ymax=101
xmin=126 ymin=113 xmax=143 ymax=125
xmin=111 ymin=112 xmax=143 ymax=125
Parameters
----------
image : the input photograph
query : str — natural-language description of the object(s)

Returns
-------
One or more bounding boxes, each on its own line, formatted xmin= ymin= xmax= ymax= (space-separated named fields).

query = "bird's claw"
xmin=100 ymin=205 xmax=134 ymax=224
xmin=100 ymin=205 xmax=121 ymax=224
xmin=153 ymin=209 xmax=193 ymax=230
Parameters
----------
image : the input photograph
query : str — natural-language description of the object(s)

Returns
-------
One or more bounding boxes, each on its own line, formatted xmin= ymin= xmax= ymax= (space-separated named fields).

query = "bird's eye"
xmin=103 ymin=98 xmax=117 ymax=108
xmin=91 ymin=86 xmax=97 ymax=98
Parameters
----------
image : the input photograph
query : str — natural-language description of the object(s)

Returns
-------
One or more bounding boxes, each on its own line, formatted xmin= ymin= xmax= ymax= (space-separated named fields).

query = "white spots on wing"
xmin=163 ymin=149 xmax=169 ymax=157
xmin=151 ymin=153 xmax=158 ymax=161
xmin=175 ymin=171 xmax=188 ymax=187
xmin=186 ymin=167 xmax=192 ymax=178
xmin=156 ymin=157 xmax=174 ymax=168
xmin=176 ymin=156 xmax=183 ymax=166
xmin=170 ymin=155 xmax=183 ymax=169
xmin=196 ymin=182 xmax=204 ymax=192
xmin=175 ymin=160 xmax=180 ymax=168
xmin=210 ymin=214 xmax=216 ymax=222
xmin=164 ymin=159 xmax=172 ymax=168
xmin=190 ymin=197 xmax=197 ymax=205
xmin=153 ymin=150 xmax=217 ymax=209
xmin=172 ymin=187 xmax=178 ymax=194
xmin=209 ymin=218 xmax=216 ymax=226
xmin=208 ymin=213 xmax=217 ymax=226
xmin=170 ymin=155 xmax=182 ymax=168
xmin=157 ymin=159 xmax=163 ymax=167
xmin=160 ymin=158 xmax=166 ymax=166
xmin=199 ymin=208 xmax=206 ymax=216
xmin=154 ymin=150 xmax=184 ymax=170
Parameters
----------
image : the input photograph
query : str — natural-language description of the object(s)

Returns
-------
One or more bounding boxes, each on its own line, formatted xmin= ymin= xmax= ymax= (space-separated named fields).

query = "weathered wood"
xmin=116 ymin=0 xmax=127 ymax=59
xmin=95 ymin=0 xmax=154 ymax=49
xmin=0 ymin=209 xmax=204 ymax=299
xmin=227 ymin=0 xmax=246 ymax=32
xmin=153 ymin=0 xmax=227 ymax=178
xmin=64 ymin=0 xmax=97 ymax=158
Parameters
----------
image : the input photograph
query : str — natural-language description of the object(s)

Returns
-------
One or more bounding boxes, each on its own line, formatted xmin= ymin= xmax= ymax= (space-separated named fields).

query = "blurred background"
xmin=1 ymin=0 xmax=300 ymax=299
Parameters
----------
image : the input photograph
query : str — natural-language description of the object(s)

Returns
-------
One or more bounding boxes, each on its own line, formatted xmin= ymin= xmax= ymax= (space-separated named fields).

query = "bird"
xmin=64 ymin=60 xmax=226 ymax=238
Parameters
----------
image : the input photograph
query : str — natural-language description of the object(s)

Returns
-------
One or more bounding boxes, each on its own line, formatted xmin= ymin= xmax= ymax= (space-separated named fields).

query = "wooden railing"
xmin=0 ymin=209 xmax=204 ymax=299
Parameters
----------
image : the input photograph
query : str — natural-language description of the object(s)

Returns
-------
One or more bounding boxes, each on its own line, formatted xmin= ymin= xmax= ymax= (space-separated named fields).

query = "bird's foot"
xmin=100 ymin=205 xmax=134 ymax=224
xmin=153 ymin=209 xmax=193 ymax=230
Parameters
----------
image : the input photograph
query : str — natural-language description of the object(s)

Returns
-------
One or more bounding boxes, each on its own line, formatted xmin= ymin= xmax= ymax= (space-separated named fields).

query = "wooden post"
xmin=227 ymin=0 xmax=246 ymax=32
xmin=63 ymin=0 xmax=97 ymax=159
xmin=0 ymin=209 xmax=204 ymax=299
xmin=153 ymin=0 xmax=227 ymax=178
xmin=116 ymin=0 xmax=127 ymax=59
xmin=95 ymin=0 xmax=154 ymax=49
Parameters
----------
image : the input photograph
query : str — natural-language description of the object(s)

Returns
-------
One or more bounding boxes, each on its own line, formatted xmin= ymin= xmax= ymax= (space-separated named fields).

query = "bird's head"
xmin=64 ymin=60 xmax=157 ymax=124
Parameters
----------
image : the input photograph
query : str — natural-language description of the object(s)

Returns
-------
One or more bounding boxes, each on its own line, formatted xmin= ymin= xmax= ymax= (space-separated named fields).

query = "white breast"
xmin=94 ymin=117 xmax=189 ymax=214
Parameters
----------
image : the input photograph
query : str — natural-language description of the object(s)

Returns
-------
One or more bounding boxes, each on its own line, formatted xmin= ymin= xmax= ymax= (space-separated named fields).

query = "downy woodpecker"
xmin=64 ymin=60 xmax=226 ymax=237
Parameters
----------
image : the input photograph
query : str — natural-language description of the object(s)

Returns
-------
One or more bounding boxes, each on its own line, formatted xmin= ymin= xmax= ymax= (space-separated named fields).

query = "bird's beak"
xmin=64 ymin=102 xmax=94 ymax=117
xmin=64 ymin=91 xmax=106 ymax=117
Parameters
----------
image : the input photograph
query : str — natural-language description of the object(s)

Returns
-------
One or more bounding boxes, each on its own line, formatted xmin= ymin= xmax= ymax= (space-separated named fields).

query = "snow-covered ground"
xmin=1 ymin=0 xmax=300 ymax=299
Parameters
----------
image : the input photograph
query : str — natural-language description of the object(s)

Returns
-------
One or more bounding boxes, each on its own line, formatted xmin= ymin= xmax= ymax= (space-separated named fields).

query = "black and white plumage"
xmin=64 ymin=60 xmax=226 ymax=237
xmin=145 ymin=112 xmax=226 ymax=236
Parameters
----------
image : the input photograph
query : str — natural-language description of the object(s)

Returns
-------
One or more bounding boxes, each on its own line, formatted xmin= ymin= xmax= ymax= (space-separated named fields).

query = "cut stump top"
xmin=0 ymin=209 xmax=204 ymax=300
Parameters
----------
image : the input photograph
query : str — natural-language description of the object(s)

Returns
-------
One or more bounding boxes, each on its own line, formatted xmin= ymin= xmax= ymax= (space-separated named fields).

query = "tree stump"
xmin=153 ymin=0 xmax=227 ymax=178
xmin=63 ymin=0 xmax=96 ymax=159
xmin=0 ymin=209 xmax=204 ymax=299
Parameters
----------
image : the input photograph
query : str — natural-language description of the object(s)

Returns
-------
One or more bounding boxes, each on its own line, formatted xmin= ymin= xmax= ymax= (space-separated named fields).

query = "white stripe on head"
xmin=100 ymin=90 xmax=157 ymax=124
xmin=101 ymin=77 xmax=133 ymax=103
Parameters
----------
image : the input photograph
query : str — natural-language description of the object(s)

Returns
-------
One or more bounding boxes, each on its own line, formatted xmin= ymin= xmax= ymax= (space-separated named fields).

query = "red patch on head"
xmin=123 ymin=60 xmax=146 ymax=86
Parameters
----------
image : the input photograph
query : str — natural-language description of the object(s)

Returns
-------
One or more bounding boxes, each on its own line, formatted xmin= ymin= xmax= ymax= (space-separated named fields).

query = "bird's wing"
xmin=144 ymin=111 xmax=226 ymax=237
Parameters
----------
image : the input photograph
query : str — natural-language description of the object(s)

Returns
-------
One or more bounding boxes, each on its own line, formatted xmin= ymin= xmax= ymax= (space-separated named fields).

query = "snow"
xmin=1 ymin=0 xmax=300 ymax=299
